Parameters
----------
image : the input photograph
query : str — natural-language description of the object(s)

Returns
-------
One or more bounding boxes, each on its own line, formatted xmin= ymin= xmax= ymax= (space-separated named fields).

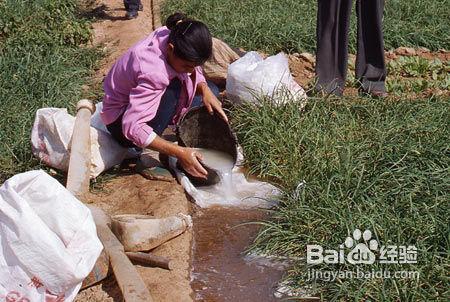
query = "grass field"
xmin=0 ymin=0 xmax=101 ymax=182
xmin=232 ymin=95 xmax=449 ymax=300
xmin=163 ymin=0 xmax=450 ymax=300
xmin=163 ymin=0 xmax=450 ymax=54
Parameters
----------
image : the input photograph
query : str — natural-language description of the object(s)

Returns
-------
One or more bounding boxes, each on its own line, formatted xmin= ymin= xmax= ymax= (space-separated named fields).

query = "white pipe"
xmin=66 ymin=99 xmax=95 ymax=200
xmin=66 ymin=99 xmax=153 ymax=302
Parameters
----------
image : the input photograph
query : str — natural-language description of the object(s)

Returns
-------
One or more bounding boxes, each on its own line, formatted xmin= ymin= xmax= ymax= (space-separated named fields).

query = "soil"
xmin=287 ymin=48 xmax=449 ymax=97
xmin=75 ymin=1 xmax=194 ymax=301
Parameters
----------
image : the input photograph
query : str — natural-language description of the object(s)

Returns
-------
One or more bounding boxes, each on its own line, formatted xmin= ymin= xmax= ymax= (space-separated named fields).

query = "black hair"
xmin=165 ymin=12 xmax=212 ymax=65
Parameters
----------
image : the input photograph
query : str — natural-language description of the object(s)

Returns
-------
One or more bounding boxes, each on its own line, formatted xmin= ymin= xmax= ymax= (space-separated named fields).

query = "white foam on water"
xmin=194 ymin=148 xmax=237 ymax=200
xmin=170 ymin=148 xmax=280 ymax=208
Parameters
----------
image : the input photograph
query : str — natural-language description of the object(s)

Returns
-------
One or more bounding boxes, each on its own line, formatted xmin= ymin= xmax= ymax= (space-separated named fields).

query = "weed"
xmin=231 ymin=94 xmax=449 ymax=300
xmin=387 ymin=56 xmax=449 ymax=95
xmin=163 ymin=0 xmax=450 ymax=54
xmin=0 ymin=0 xmax=102 ymax=183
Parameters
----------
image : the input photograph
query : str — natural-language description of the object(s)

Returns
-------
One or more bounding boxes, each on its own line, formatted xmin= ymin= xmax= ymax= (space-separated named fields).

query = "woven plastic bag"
xmin=202 ymin=37 xmax=240 ymax=86
xmin=31 ymin=103 xmax=129 ymax=178
xmin=226 ymin=51 xmax=306 ymax=104
xmin=0 ymin=170 xmax=103 ymax=301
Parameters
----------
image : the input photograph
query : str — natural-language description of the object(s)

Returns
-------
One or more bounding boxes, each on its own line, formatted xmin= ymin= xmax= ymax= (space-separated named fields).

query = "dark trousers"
xmin=315 ymin=0 xmax=386 ymax=95
xmin=123 ymin=0 xmax=141 ymax=12
xmin=107 ymin=79 xmax=220 ymax=148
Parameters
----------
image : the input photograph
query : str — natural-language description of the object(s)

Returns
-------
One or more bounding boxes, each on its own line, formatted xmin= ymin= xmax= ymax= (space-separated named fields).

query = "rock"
xmin=385 ymin=50 xmax=397 ymax=60
xmin=418 ymin=47 xmax=430 ymax=53
xmin=299 ymin=52 xmax=315 ymax=64
xmin=394 ymin=47 xmax=417 ymax=56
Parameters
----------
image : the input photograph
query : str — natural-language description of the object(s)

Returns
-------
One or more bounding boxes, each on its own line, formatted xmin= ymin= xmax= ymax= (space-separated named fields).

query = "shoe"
xmin=369 ymin=90 xmax=388 ymax=98
xmin=158 ymin=153 xmax=170 ymax=168
xmin=135 ymin=158 xmax=173 ymax=182
xmin=314 ymin=83 xmax=344 ymax=97
xmin=125 ymin=10 xmax=138 ymax=19
xmin=359 ymin=88 xmax=388 ymax=99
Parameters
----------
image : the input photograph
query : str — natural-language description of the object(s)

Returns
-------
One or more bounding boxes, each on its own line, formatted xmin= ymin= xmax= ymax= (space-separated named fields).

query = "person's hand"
xmin=202 ymin=87 xmax=229 ymax=123
xmin=177 ymin=147 xmax=208 ymax=179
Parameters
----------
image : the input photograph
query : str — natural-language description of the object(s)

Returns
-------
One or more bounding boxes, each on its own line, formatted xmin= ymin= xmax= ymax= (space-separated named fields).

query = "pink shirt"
xmin=100 ymin=26 xmax=206 ymax=148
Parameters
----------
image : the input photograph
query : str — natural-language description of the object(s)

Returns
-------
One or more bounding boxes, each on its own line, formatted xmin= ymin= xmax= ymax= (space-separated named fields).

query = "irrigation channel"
xmin=192 ymin=207 xmax=285 ymax=301
xmin=189 ymin=149 xmax=285 ymax=301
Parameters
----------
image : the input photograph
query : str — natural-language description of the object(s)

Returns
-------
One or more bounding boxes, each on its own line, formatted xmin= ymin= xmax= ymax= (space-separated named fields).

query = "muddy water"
xmin=191 ymin=207 xmax=284 ymax=301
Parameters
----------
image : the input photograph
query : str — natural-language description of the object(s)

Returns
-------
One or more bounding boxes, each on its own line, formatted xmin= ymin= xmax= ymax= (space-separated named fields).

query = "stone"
xmin=394 ymin=47 xmax=417 ymax=56
xmin=299 ymin=52 xmax=315 ymax=64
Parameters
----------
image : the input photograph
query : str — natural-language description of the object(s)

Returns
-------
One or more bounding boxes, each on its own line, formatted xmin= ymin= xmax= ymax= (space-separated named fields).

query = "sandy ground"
xmin=75 ymin=1 xmax=194 ymax=301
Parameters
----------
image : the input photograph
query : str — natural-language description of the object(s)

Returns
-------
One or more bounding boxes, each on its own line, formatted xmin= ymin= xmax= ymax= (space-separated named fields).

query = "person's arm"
xmin=196 ymin=82 xmax=228 ymax=122
xmin=122 ymin=75 xmax=208 ymax=179
xmin=146 ymin=136 xmax=207 ymax=178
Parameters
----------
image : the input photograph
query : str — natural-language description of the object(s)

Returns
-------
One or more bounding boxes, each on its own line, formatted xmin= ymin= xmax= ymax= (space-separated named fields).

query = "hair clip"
xmin=182 ymin=22 xmax=192 ymax=35
xmin=176 ymin=19 xmax=183 ymax=25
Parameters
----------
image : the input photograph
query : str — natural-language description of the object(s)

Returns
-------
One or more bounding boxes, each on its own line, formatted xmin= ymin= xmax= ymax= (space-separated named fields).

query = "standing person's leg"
xmin=355 ymin=0 xmax=387 ymax=96
xmin=315 ymin=0 xmax=352 ymax=96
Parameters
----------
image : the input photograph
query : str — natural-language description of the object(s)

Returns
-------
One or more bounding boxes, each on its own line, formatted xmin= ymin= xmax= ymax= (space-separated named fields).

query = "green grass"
xmin=231 ymin=95 xmax=449 ymax=301
xmin=162 ymin=0 xmax=450 ymax=54
xmin=0 ymin=0 xmax=102 ymax=183
xmin=342 ymin=55 xmax=450 ymax=96
xmin=386 ymin=56 xmax=450 ymax=95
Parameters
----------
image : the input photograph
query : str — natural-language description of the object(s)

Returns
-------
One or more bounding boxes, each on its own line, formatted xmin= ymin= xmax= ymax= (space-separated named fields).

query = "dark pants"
xmin=315 ymin=0 xmax=386 ymax=95
xmin=123 ymin=0 xmax=141 ymax=12
xmin=107 ymin=79 xmax=220 ymax=148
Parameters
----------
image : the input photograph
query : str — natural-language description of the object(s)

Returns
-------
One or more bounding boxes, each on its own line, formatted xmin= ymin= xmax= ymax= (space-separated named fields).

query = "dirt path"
xmin=75 ymin=1 xmax=194 ymax=301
